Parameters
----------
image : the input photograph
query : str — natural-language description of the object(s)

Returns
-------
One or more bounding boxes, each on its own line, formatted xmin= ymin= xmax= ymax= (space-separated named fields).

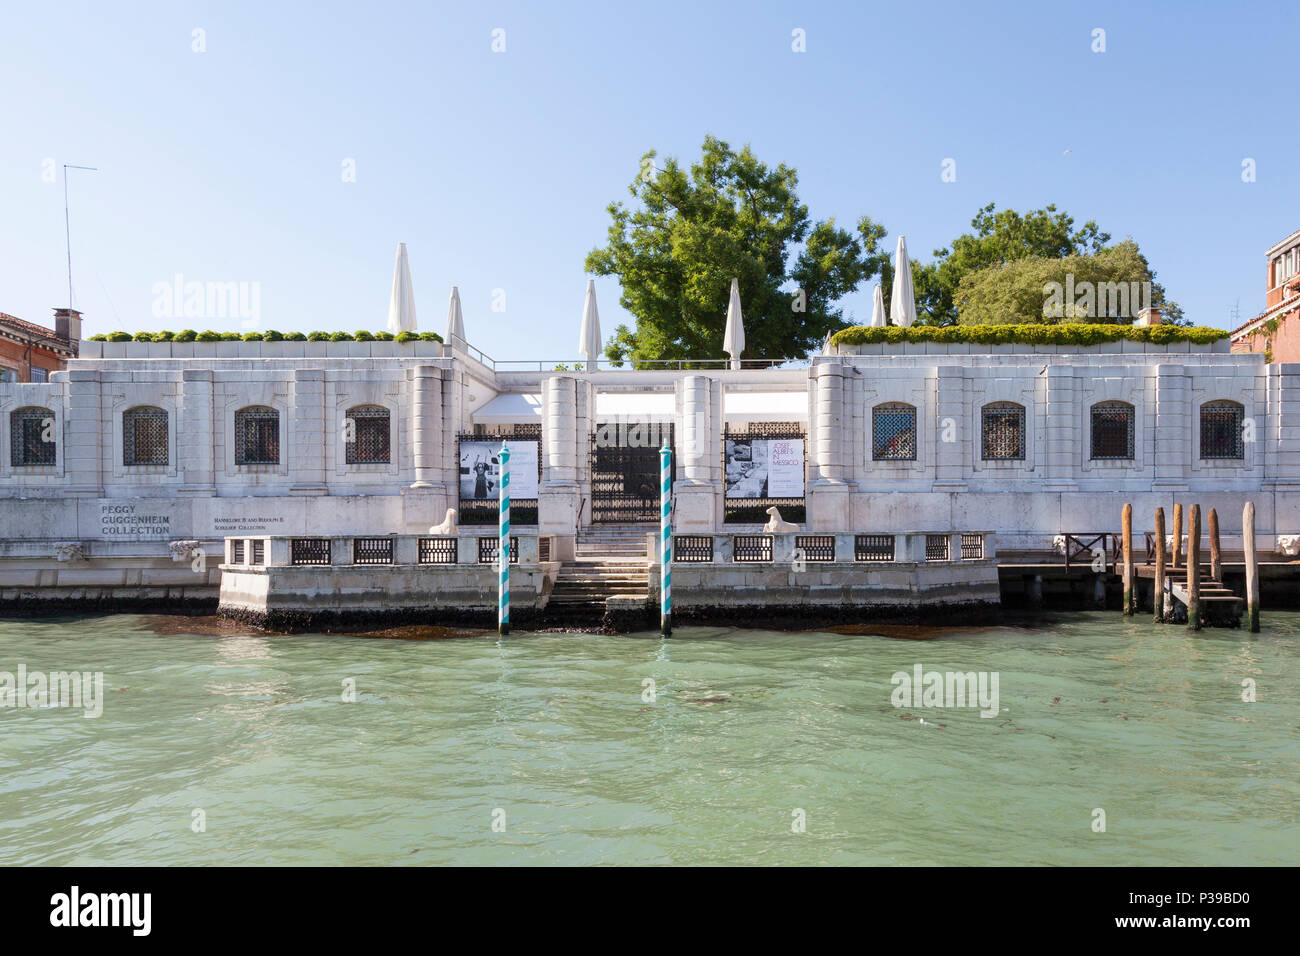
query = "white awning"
xmin=595 ymin=391 xmax=676 ymax=421
xmin=724 ymin=391 xmax=807 ymax=423
xmin=471 ymin=392 xmax=542 ymax=424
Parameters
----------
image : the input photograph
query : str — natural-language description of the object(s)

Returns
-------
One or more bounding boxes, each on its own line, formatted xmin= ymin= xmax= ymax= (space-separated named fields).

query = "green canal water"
xmin=1 ymin=612 xmax=1297 ymax=866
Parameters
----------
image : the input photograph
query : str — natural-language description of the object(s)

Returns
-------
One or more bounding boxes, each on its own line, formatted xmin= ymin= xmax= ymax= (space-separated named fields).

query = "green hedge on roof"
xmin=828 ymin=323 xmax=1228 ymax=347
xmin=87 ymin=330 xmax=444 ymax=344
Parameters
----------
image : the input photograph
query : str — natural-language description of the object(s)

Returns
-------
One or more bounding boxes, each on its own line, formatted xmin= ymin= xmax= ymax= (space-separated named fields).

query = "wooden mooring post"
xmin=1187 ymin=504 xmax=1201 ymax=631
xmin=1209 ymin=507 xmax=1222 ymax=584
xmin=1244 ymin=501 xmax=1260 ymax=633
xmin=1171 ymin=502 xmax=1183 ymax=571
xmin=1153 ymin=507 xmax=1166 ymax=623
xmin=1121 ymin=503 xmax=1134 ymax=615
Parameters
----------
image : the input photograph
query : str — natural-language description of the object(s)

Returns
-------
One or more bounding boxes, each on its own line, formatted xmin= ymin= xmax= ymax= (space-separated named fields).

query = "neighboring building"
xmin=1231 ymin=229 xmax=1300 ymax=361
xmin=0 ymin=308 xmax=80 ymax=382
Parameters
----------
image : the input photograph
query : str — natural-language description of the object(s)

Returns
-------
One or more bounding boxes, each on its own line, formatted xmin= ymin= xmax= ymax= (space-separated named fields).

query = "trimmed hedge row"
xmin=88 ymin=330 xmax=444 ymax=344
xmin=829 ymin=323 xmax=1228 ymax=347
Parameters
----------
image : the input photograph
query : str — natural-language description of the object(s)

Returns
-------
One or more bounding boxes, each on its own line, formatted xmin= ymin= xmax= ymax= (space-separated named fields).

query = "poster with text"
xmin=459 ymin=440 xmax=539 ymax=500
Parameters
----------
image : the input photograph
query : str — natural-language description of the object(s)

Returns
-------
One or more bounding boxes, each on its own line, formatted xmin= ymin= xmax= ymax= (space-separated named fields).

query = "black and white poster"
xmin=725 ymin=438 xmax=804 ymax=499
xmin=459 ymin=440 xmax=539 ymax=500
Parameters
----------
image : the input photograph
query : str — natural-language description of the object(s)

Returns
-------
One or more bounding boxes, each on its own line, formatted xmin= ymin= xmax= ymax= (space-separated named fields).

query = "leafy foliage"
xmin=884 ymin=203 xmax=1182 ymax=326
xmin=829 ymin=323 xmax=1226 ymax=347
xmin=586 ymin=135 xmax=888 ymax=366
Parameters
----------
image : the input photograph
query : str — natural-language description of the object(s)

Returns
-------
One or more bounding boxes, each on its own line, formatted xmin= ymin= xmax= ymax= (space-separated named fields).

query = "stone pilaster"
xmin=289 ymin=368 xmax=326 ymax=496
xmin=807 ymin=359 xmax=849 ymax=530
xmin=1043 ymin=365 xmax=1078 ymax=491
xmin=1266 ymin=364 xmax=1300 ymax=485
xmin=673 ymin=374 xmax=716 ymax=531
xmin=932 ymin=365 xmax=967 ymax=490
xmin=1153 ymin=364 xmax=1189 ymax=489
xmin=403 ymin=364 xmax=448 ymax=531
xmin=63 ymin=368 xmax=103 ymax=497
xmin=409 ymin=365 xmax=444 ymax=489
xmin=178 ymin=369 xmax=215 ymax=495
xmin=539 ymin=375 xmax=580 ymax=560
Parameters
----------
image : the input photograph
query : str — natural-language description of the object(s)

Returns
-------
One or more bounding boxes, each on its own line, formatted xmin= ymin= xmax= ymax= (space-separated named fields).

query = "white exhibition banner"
xmin=459 ymin=440 xmax=540 ymax=501
xmin=766 ymin=439 xmax=805 ymax=498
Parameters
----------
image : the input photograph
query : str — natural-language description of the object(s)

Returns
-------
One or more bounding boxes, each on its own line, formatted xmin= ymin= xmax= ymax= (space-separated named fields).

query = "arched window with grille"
xmin=1090 ymin=401 xmax=1135 ymax=460
xmin=345 ymin=405 xmax=391 ymax=464
xmin=123 ymin=406 xmax=169 ymax=466
xmin=9 ymin=406 xmax=56 ymax=467
xmin=1200 ymin=400 xmax=1244 ymax=460
xmin=235 ymin=405 xmax=279 ymax=465
xmin=981 ymin=402 xmax=1025 ymax=460
xmin=872 ymin=402 xmax=917 ymax=461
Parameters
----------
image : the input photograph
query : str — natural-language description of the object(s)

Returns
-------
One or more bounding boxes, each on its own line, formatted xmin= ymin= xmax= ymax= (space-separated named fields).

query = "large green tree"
xmin=955 ymin=240 xmax=1184 ymax=325
xmin=585 ymin=136 xmax=888 ymax=365
xmin=880 ymin=202 xmax=1180 ymax=326
xmin=880 ymin=203 xmax=1109 ymax=325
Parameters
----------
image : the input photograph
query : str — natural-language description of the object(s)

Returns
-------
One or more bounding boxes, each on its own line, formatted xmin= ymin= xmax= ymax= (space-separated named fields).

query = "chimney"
xmin=1135 ymin=306 xmax=1162 ymax=327
xmin=53 ymin=308 xmax=82 ymax=356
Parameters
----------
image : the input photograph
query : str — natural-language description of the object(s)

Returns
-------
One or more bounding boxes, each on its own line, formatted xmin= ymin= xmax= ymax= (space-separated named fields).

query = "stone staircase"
xmin=547 ymin=526 xmax=651 ymax=613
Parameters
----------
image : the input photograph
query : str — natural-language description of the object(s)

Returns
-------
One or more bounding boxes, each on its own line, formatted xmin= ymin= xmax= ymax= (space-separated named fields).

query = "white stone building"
xmin=0 ymin=330 xmax=1294 ymax=611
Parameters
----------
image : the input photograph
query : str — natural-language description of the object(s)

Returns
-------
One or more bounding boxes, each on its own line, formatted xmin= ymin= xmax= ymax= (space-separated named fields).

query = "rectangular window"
xmin=1090 ymin=403 xmax=1135 ymax=460
xmin=981 ymin=404 xmax=1025 ymax=460
xmin=28 ymin=367 xmax=48 ymax=383
xmin=872 ymin=404 xmax=917 ymax=461
xmin=1201 ymin=402 xmax=1244 ymax=459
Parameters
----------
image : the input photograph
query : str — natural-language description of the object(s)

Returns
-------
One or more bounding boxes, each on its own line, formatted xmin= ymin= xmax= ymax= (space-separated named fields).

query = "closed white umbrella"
xmin=890 ymin=236 xmax=916 ymax=328
xmin=386 ymin=242 xmax=418 ymax=333
xmin=577 ymin=279 xmax=602 ymax=371
xmin=871 ymin=283 xmax=888 ymax=327
xmin=446 ymin=286 xmax=465 ymax=350
xmin=723 ymin=277 xmax=745 ymax=370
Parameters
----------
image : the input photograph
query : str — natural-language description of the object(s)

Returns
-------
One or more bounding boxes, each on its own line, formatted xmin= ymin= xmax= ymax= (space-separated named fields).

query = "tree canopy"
xmin=956 ymin=240 xmax=1184 ymax=325
xmin=585 ymin=136 xmax=888 ymax=366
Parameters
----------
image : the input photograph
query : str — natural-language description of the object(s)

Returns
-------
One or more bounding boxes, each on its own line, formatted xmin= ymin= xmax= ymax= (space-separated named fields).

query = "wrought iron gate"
xmin=590 ymin=424 xmax=673 ymax=523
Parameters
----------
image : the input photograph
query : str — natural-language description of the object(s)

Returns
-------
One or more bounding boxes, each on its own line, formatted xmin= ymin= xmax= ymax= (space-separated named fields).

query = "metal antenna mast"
xmin=63 ymin=164 xmax=98 ymax=309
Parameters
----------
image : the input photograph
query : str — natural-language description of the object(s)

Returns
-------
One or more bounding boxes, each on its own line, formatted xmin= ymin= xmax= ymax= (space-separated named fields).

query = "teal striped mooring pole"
xmin=499 ymin=442 xmax=510 ymax=636
xmin=660 ymin=444 xmax=672 ymax=636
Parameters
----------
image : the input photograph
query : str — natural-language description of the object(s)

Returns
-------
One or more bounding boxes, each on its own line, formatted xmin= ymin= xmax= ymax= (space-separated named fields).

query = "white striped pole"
xmin=499 ymin=442 xmax=510 ymax=636
xmin=660 ymin=443 xmax=672 ymax=636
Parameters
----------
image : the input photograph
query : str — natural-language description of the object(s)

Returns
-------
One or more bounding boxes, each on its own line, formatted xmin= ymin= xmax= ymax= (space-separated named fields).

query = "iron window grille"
xmin=345 ymin=405 xmax=391 ymax=464
xmin=10 ymin=406 xmax=56 ymax=467
xmin=981 ymin=402 xmax=1025 ymax=461
xmin=674 ymin=535 xmax=714 ymax=563
xmin=235 ymin=406 xmax=280 ymax=465
xmin=873 ymin=403 xmax=917 ymax=461
xmin=925 ymin=534 xmax=950 ymax=561
xmin=961 ymin=533 xmax=985 ymax=560
xmin=1090 ymin=402 xmax=1135 ymax=460
xmin=478 ymin=536 xmax=519 ymax=565
xmin=231 ymin=539 xmax=245 ymax=564
xmin=795 ymin=535 xmax=835 ymax=562
xmin=732 ymin=535 xmax=774 ymax=563
xmin=123 ymin=406 xmax=169 ymax=466
xmin=855 ymin=534 xmax=895 ymax=562
xmin=251 ymin=540 xmax=264 ymax=565
xmin=419 ymin=537 xmax=459 ymax=564
xmin=291 ymin=538 xmax=331 ymax=565
xmin=1200 ymin=401 xmax=1245 ymax=460
xmin=352 ymin=537 xmax=394 ymax=565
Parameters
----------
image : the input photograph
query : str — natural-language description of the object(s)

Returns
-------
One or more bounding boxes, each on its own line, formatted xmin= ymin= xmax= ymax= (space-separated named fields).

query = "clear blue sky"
xmin=1 ymin=0 xmax=1295 ymax=357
